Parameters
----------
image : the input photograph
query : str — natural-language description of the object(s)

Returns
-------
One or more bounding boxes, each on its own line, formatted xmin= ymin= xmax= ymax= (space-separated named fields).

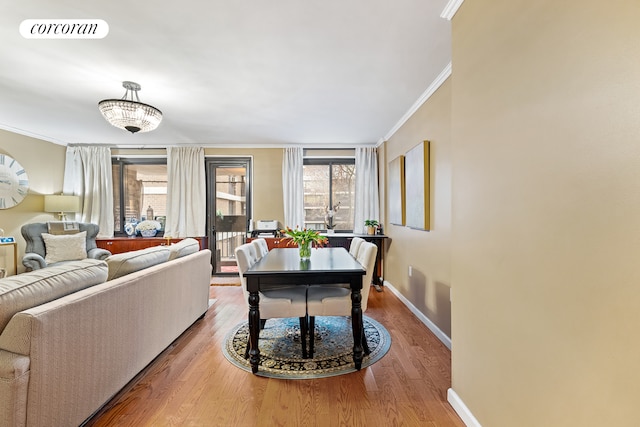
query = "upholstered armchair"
xmin=21 ymin=222 xmax=112 ymax=271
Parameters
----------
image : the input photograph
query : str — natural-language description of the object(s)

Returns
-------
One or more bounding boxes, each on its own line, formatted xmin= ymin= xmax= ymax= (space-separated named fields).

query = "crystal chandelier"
xmin=98 ymin=81 xmax=162 ymax=134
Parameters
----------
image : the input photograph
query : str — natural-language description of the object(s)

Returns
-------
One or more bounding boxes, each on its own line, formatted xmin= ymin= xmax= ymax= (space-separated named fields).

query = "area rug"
xmin=222 ymin=315 xmax=391 ymax=379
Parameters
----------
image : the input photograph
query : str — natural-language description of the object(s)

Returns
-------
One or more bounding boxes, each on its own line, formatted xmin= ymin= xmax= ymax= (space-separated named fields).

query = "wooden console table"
xmin=96 ymin=236 xmax=208 ymax=255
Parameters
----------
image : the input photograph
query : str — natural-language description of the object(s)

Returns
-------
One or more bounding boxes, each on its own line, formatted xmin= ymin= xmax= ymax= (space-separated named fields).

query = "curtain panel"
xmin=282 ymin=147 xmax=305 ymax=229
xmin=353 ymin=147 xmax=380 ymax=234
xmin=165 ymin=147 xmax=206 ymax=238
xmin=63 ymin=146 xmax=114 ymax=237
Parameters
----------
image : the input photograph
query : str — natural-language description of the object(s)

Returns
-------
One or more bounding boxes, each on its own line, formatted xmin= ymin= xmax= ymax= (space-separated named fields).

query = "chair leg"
xmin=308 ymin=316 xmax=315 ymax=359
xmin=299 ymin=316 xmax=308 ymax=358
xmin=362 ymin=328 xmax=370 ymax=355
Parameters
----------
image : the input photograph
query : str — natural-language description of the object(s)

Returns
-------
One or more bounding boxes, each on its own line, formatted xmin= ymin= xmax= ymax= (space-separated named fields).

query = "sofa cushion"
xmin=168 ymin=238 xmax=200 ymax=261
xmin=42 ymin=231 xmax=87 ymax=264
xmin=106 ymin=246 xmax=171 ymax=280
xmin=0 ymin=258 xmax=107 ymax=332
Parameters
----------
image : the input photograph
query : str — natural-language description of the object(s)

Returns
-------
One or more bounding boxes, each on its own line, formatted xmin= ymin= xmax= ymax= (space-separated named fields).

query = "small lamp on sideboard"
xmin=44 ymin=195 xmax=80 ymax=221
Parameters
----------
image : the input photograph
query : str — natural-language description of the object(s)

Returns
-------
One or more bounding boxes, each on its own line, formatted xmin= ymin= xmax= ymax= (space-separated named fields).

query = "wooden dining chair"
xmin=305 ymin=242 xmax=378 ymax=358
xmin=235 ymin=243 xmax=309 ymax=358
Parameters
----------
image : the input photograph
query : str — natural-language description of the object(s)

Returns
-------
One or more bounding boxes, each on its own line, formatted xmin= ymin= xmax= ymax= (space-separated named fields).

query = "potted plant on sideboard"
xmin=364 ymin=219 xmax=379 ymax=235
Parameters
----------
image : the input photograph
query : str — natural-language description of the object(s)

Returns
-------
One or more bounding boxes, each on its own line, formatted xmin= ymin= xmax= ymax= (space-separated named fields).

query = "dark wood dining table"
xmin=243 ymin=247 xmax=366 ymax=374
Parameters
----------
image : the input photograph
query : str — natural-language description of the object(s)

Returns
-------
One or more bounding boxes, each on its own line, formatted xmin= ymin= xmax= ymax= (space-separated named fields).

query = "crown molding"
xmin=0 ymin=123 xmax=68 ymax=146
xmin=379 ymin=62 xmax=452 ymax=145
xmin=441 ymin=0 xmax=465 ymax=20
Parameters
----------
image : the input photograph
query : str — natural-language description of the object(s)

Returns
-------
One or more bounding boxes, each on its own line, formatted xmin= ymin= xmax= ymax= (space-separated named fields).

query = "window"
xmin=303 ymin=158 xmax=356 ymax=231
xmin=112 ymin=158 xmax=167 ymax=235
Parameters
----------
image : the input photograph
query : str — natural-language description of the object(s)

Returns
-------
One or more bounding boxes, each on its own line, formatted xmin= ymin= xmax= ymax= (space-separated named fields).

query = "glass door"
xmin=206 ymin=158 xmax=252 ymax=275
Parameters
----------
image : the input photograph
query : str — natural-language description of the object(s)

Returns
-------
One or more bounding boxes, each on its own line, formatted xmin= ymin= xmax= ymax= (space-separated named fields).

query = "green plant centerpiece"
xmin=364 ymin=219 xmax=379 ymax=235
xmin=281 ymin=226 xmax=328 ymax=259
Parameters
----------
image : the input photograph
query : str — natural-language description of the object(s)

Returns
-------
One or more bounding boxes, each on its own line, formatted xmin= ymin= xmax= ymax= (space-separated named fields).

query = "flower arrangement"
xmin=281 ymin=226 xmax=327 ymax=259
xmin=135 ymin=220 xmax=162 ymax=232
xmin=324 ymin=201 xmax=341 ymax=230
xmin=281 ymin=226 xmax=328 ymax=247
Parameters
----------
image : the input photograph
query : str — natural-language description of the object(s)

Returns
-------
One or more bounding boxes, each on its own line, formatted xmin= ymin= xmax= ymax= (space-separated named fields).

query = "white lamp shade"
xmin=44 ymin=195 xmax=80 ymax=214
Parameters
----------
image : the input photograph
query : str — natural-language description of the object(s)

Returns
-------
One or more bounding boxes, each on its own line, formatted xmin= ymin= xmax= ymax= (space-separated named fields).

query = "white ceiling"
xmin=0 ymin=0 xmax=452 ymax=148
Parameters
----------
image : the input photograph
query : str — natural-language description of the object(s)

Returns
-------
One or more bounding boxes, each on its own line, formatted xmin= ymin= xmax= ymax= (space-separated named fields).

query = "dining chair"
xmin=348 ymin=236 xmax=365 ymax=257
xmin=306 ymin=241 xmax=378 ymax=358
xmin=314 ymin=236 xmax=367 ymax=291
xmin=251 ymin=238 xmax=269 ymax=260
xmin=235 ymin=243 xmax=309 ymax=358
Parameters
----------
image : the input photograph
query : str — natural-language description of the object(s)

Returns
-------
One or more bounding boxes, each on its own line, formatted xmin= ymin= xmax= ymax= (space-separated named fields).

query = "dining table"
xmin=243 ymin=247 xmax=366 ymax=374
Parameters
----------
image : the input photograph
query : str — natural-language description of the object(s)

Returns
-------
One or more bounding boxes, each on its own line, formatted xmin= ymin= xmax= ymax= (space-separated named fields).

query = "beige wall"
xmin=0 ymin=130 xmax=67 ymax=273
xmin=382 ymin=78 xmax=452 ymax=337
xmin=450 ymin=0 xmax=640 ymax=425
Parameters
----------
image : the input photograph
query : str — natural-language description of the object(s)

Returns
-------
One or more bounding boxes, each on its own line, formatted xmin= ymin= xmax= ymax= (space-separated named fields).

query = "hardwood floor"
xmin=84 ymin=285 xmax=464 ymax=427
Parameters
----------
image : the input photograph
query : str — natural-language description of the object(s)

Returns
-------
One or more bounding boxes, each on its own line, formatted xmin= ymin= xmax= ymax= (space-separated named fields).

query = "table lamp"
xmin=44 ymin=195 xmax=80 ymax=221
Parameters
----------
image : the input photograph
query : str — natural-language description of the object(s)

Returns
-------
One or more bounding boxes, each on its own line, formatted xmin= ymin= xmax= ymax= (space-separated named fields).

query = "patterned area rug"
xmin=222 ymin=316 xmax=391 ymax=379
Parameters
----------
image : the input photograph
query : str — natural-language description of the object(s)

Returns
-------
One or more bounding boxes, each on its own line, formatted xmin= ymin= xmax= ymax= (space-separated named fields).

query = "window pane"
xmin=331 ymin=163 xmax=355 ymax=230
xmin=303 ymin=164 xmax=329 ymax=230
xmin=303 ymin=161 xmax=355 ymax=231
xmin=113 ymin=162 xmax=167 ymax=233
xmin=112 ymin=164 xmax=121 ymax=231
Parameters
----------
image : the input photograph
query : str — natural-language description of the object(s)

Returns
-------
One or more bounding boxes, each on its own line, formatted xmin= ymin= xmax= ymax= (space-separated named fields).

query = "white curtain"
xmin=63 ymin=146 xmax=114 ymax=237
xmin=165 ymin=147 xmax=206 ymax=238
xmin=282 ymin=147 xmax=305 ymax=229
xmin=353 ymin=147 xmax=380 ymax=234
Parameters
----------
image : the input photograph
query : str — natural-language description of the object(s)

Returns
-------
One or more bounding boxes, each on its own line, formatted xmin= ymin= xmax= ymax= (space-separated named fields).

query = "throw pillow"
xmin=42 ymin=231 xmax=87 ymax=264
xmin=168 ymin=238 xmax=200 ymax=260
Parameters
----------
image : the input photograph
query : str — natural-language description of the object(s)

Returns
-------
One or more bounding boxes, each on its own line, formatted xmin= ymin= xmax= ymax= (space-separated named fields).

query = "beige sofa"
xmin=0 ymin=239 xmax=212 ymax=427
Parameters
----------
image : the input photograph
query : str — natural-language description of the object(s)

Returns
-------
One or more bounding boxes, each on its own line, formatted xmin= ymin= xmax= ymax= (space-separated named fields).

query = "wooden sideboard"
xmin=247 ymin=233 xmax=387 ymax=287
xmin=97 ymin=236 xmax=208 ymax=255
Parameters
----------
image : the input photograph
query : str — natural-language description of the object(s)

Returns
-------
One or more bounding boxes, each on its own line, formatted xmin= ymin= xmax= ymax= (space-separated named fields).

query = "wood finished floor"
xmin=84 ymin=285 xmax=464 ymax=427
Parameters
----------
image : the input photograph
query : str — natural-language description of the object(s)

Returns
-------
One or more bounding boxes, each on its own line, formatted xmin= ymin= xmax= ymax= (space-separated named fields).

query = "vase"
xmin=298 ymin=241 xmax=311 ymax=259
xmin=140 ymin=229 xmax=157 ymax=237
xmin=124 ymin=223 xmax=136 ymax=237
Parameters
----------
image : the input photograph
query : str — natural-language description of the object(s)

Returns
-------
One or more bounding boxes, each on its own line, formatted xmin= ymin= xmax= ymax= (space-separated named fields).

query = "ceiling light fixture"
xmin=98 ymin=81 xmax=163 ymax=134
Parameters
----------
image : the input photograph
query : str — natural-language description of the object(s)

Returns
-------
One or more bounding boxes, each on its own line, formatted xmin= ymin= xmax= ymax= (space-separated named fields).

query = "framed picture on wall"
xmin=388 ymin=155 xmax=405 ymax=225
xmin=405 ymin=140 xmax=430 ymax=231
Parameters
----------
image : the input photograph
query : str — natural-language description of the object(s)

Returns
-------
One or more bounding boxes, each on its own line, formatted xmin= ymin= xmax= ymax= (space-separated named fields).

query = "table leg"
xmin=248 ymin=290 xmax=260 ymax=373
xmin=350 ymin=277 xmax=364 ymax=370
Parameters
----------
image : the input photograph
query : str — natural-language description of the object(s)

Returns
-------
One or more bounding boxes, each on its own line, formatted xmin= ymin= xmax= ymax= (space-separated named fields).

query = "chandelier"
xmin=98 ymin=81 xmax=162 ymax=134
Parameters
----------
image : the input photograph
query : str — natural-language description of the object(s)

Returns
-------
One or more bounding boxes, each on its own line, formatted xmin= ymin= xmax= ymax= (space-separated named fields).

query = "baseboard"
xmin=382 ymin=280 xmax=452 ymax=350
xmin=382 ymin=281 xmax=479 ymax=425
xmin=447 ymin=388 xmax=482 ymax=427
